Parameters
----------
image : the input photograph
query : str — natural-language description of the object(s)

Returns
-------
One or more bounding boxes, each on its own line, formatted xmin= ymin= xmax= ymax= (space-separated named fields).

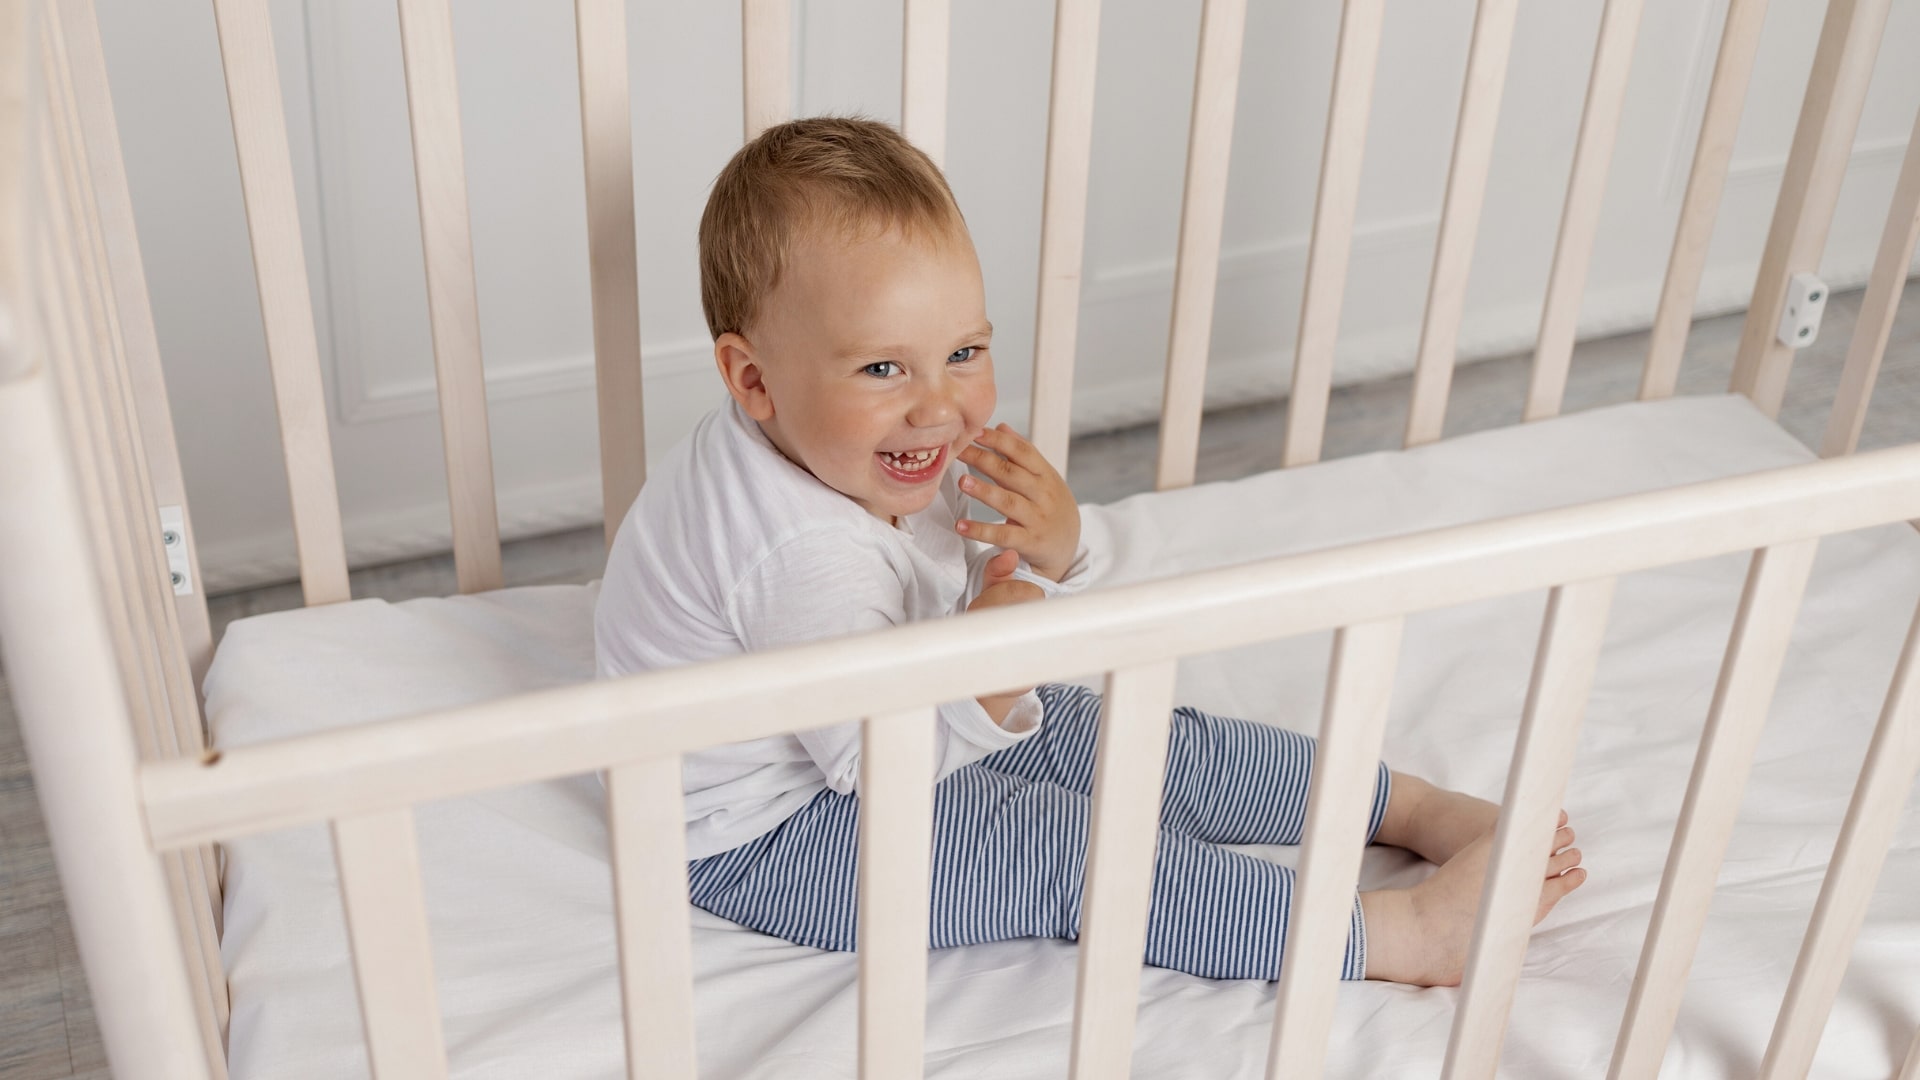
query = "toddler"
xmin=594 ymin=117 xmax=1585 ymax=986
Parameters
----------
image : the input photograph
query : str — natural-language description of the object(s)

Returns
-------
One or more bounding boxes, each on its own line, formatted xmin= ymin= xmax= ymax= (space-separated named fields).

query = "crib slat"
xmin=0 ymin=381 xmax=213 ymax=1079
xmin=1609 ymin=540 xmax=1819 ymax=1078
xmin=60 ymin=0 xmax=216 ymax=688
xmin=1153 ymin=0 xmax=1250 ymax=492
xmin=1027 ymin=0 xmax=1102 ymax=472
xmin=1729 ymin=0 xmax=1893 ymax=419
xmin=741 ymin=0 xmax=790 ymax=141
xmin=209 ymin=0 xmax=350 ymax=606
xmin=36 ymin=18 xmax=232 ymax=1067
xmin=1820 ymin=104 xmax=1920 ymax=458
xmin=573 ymin=0 xmax=648 ymax=545
xmin=1638 ymin=0 xmax=1767 ymax=403
xmin=333 ymin=807 xmax=450 ymax=1080
xmin=1760 ymin=597 xmax=1920 ymax=1079
xmin=1280 ymin=0 xmax=1385 ymax=470
xmin=395 ymin=0 xmax=503 ymax=595
xmin=1070 ymin=660 xmax=1180 ymax=1079
xmin=1266 ymin=618 xmax=1405 ymax=1078
xmin=606 ymin=758 xmax=699 ymax=1080
xmin=1522 ymin=0 xmax=1647 ymax=424
xmin=1403 ymin=0 xmax=1520 ymax=449
xmin=1444 ymin=578 xmax=1617 ymax=1079
xmin=858 ymin=707 xmax=939 ymax=1080
xmin=901 ymin=0 xmax=950 ymax=168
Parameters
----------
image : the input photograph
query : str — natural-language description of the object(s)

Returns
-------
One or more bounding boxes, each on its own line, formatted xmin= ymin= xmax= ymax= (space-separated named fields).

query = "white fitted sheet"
xmin=207 ymin=394 xmax=1920 ymax=1078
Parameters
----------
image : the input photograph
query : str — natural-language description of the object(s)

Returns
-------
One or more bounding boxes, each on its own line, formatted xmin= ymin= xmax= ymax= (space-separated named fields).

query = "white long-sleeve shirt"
xmin=594 ymin=398 xmax=1091 ymax=859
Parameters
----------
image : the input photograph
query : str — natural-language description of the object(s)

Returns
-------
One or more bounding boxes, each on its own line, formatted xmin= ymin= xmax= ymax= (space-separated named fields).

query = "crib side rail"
xmin=138 ymin=440 xmax=1920 ymax=1077
xmin=0 ymin=5 xmax=219 ymax=1078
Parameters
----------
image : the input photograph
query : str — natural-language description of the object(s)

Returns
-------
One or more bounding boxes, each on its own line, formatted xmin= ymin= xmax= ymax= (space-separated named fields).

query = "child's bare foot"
xmin=1358 ymin=827 xmax=1585 ymax=987
xmin=1375 ymin=772 xmax=1564 ymax=866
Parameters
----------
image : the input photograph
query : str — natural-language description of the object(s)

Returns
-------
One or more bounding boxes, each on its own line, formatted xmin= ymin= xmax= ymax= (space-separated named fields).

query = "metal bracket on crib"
xmin=159 ymin=505 xmax=193 ymax=596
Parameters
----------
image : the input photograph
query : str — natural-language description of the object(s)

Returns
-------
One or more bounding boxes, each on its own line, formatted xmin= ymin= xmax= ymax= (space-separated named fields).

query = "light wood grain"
xmin=1266 ymin=618 xmax=1404 ymax=1077
xmin=1639 ymin=0 xmax=1767 ymax=403
xmin=1523 ymin=0 xmax=1647 ymax=423
xmin=1069 ymin=661 xmax=1179 ymax=1080
xmin=1153 ymin=0 xmax=1249 ymax=492
xmin=0 ymin=375 xmax=210 ymax=1079
xmin=1444 ymin=578 xmax=1617 ymax=1079
xmin=34 ymin=20 xmax=229 ymax=1067
xmin=209 ymin=0 xmax=350 ymax=607
xmin=1729 ymin=0 xmax=1893 ymax=419
xmin=142 ymin=439 xmax=1920 ymax=850
xmin=741 ymin=0 xmax=789 ymax=142
xmin=0 ymin=0 xmax=22 ymax=386
xmin=573 ymin=0 xmax=648 ymax=546
xmin=395 ymin=0 xmax=503 ymax=595
xmin=47 ymin=1 xmax=227 ymax=994
xmin=606 ymin=758 xmax=698 ymax=1080
xmin=857 ymin=707 xmax=938 ymax=1080
xmin=332 ymin=807 xmax=449 ymax=1080
xmin=901 ymin=0 xmax=949 ymax=168
xmin=1609 ymin=540 xmax=1819 ymax=1079
xmin=1759 ymin=597 xmax=1920 ymax=1079
xmin=1281 ymin=0 xmax=1385 ymax=469
xmin=1403 ymin=0 xmax=1520 ymax=448
xmin=1820 ymin=104 xmax=1920 ymax=458
xmin=59 ymin=0 xmax=215 ymax=688
xmin=1026 ymin=0 xmax=1102 ymax=471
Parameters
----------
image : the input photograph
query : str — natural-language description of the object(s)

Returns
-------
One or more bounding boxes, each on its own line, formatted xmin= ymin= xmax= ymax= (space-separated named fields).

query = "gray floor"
xmin=2 ymin=285 xmax=1915 ymax=1078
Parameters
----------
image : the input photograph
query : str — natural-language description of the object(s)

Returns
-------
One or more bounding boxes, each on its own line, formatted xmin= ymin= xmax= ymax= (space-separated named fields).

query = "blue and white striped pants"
xmin=685 ymin=683 xmax=1392 ymax=981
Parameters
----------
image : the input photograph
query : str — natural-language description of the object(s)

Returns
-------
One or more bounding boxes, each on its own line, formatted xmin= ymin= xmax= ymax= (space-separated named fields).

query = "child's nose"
xmin=906 ymin=382 xmax=960 ymax=428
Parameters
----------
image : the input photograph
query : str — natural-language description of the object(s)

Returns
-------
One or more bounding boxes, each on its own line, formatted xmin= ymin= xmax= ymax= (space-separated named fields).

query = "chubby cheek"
xmin=959 ymin=372 xmax=997 ymax=438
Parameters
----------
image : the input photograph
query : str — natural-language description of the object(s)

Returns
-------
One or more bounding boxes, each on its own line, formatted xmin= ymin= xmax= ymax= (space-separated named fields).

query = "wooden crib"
xmin=4 ymin=0 xmax=1920 ymax=1076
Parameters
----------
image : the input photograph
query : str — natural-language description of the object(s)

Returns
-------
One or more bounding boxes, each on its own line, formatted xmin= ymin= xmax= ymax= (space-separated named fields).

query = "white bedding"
xmin=206 ymin=394 xmax=1920 ymax=1078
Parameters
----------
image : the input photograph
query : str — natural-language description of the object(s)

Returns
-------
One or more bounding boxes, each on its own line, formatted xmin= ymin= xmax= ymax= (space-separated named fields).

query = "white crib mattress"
xmin=206 ymin=394 xmax=1920 ymax=1079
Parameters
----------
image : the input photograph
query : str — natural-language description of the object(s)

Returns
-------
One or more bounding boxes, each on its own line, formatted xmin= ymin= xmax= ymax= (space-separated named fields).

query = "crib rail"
xmin=130 ymin=440 xmax=1920 ymax=1078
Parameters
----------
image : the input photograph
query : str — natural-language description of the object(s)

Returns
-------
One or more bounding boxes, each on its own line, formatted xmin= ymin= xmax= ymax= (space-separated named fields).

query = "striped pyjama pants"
xmin=685 ymin=683 xmax=1392 ymax=981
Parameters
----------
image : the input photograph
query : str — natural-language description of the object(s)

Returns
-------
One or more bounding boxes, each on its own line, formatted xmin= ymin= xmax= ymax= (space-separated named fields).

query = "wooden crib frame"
xmin=4 ymin=0 xmax=1920 ymax=1077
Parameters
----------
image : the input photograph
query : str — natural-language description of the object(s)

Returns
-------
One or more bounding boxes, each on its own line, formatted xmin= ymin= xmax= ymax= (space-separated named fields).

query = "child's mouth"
xmin=875 ymin=444 xmax=947 ymax=483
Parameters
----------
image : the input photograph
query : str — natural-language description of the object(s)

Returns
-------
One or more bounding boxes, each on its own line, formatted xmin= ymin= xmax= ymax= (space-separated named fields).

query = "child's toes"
xmin=1548 ymin=846 xmax=1582 ymax=877
xmin=1537 ymin=865 xmax=1587 ymax=918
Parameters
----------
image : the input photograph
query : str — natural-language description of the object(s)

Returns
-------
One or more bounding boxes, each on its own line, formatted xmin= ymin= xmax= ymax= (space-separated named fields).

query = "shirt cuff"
xmin=941 ymin=691 xmax=1043 ymax=751
xmin=1012 ymin=539 xmax=1093 ymax=599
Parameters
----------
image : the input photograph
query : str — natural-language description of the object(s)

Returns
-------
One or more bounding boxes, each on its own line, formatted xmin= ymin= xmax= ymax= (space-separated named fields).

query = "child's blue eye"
xmin=862 ymin=361 xmax=902 ymax=378
xmin=949 ymin=347 xmax=977 ymax=364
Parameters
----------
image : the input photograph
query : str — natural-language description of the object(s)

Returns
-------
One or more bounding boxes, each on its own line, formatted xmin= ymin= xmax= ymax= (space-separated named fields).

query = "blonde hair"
xmin=698 ymin=116 xmax=966 ymax=340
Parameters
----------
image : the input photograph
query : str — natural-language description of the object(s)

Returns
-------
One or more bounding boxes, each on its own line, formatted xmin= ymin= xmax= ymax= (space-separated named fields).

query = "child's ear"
xmin=714 ymin=332 xmax=776 ymax=421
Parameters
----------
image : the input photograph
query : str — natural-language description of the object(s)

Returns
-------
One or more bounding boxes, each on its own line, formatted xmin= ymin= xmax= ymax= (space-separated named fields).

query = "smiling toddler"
xmin=593 ymin=116 xmax=1584 ymax=986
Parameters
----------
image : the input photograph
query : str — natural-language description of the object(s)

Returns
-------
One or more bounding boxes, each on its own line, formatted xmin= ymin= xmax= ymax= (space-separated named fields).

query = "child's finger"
xmin=969 ymin=427 xmax=1043 ymax=478
xmin=982 ymin=548 xmax=1020 ymax=585
xmin=958 ymin=472 xmax=1037 ymax=524
xmin=955 ymin=517 xmax=1022 ymax=549
xmin=958 ymin=442 xmax=1028 ymax=489
xmin=980 ymin=423 xmax=1059 ymax=479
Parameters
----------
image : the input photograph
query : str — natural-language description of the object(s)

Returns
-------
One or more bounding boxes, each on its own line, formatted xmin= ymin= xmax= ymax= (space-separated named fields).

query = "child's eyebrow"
xmin=838 ymin=322 xmax=993 ymax=359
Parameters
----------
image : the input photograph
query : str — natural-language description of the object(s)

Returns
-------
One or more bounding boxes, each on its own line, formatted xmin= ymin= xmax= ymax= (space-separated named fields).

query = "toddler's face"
xmin=721 ymin=221 xmax=997 ymax=522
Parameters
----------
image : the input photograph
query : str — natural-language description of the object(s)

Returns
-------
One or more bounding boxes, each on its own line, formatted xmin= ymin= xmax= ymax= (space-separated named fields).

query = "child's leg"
xmin=686 ymin=763 xmax=1369 ymax=981
xmin=976 ymin=684 xmax=1392 ymax=849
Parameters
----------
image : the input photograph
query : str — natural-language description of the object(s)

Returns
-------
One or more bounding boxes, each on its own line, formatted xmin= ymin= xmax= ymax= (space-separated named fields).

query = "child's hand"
xmin=967 ymin=549 xmax=1045 ymax=614
xmin=967 ymin=549 xmax=1043 ymax=726
xmin=955 ymin=424 xmax=1082 ymax=583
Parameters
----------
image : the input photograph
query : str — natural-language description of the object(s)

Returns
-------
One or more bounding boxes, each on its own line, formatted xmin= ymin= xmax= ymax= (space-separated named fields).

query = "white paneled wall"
xmin=96 ymin=0 xmax=1920 ymax=592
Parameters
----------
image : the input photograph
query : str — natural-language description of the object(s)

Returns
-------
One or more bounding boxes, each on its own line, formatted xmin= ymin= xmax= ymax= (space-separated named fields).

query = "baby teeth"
xmin=882 ymin=448 xmax=938 ymax=471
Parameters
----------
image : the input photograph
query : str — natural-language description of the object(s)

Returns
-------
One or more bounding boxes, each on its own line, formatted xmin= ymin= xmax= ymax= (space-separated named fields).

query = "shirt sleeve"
xmin=729 ymin=527 xmax=1038 ymax=795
